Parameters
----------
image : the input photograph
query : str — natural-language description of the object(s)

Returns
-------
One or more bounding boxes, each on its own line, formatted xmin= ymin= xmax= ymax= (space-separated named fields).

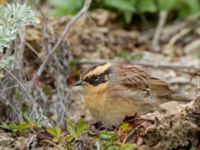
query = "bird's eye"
xmin=91 ymin=76 xmax=100 ymax=82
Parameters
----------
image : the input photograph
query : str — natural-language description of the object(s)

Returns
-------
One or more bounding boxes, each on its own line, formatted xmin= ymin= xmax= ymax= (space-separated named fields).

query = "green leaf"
xmin=107 ymin=145 xmax=119 ymax=150
xmin=65 ymin=119 xmax=76 ymax=135
xmin=23 ymin=112 xmax=35 ymax=123
xmin=0 ymin=122 xmax=36 ymax=132
xmin=47 ymin=125 xmax=62 ymax=139
xmin=137 ymin=0 xmax=157 ymax=13
xmin=49 ymin=0 xmax=83 ymax=12
xmin=15 ymin=123 xmax=33 ymax=130
xmin=178 ymin=0 xmax=200 ymax=18
xmin=120 ymin=144 xmax=137 ymax=150
xmin=103 ymin=0 xmax=136 ymax=24
xmin=99 ymin=131 xmax=117 ymax=141
xmin=103 ymin=0 xmax=136 ymax=12
xmin=0 ymin=123 xmax=13 ymax=131
xmin=119 ymin=123 xmax=131 ymax=132
xmin=66 ymin=134 xmax=75 ymax=142
xmin=48 ymin=0 xmax=84 ymax=16
xmin=0 ymin=3 xmax=37 ymax=50
xmin=159 ymin=0 xmax=176 ymax=11
xmin=76 ymin=119 xmax=89 ymax=135
xmin=55 ymin=125 xmax=62 ymax=137
xmin=186 ymin=0 xmax=200 ymax=13
xmin=124 ymin=11 xmax=133 ymax=24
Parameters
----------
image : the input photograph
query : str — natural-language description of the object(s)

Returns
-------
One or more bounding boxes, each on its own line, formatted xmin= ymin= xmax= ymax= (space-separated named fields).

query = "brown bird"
xmin=74 ymin=62 xmax=191 ymax=127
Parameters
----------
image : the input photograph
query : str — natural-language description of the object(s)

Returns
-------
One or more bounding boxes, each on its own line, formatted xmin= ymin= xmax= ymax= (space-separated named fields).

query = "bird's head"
xmin=74 ymin=62 xmax=112 ymax=93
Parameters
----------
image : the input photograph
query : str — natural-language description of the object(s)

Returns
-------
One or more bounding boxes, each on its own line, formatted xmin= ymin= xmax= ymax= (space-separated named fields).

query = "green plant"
xmin=98 ymin=130 xmax=138 ymax=150
xmin=178 ymin=0 xmax=200 ymax=18
xmin=65 ymin=119 xmax=90 ymax=142
xmin=0 ymin=104 xmax=40 ymax=132
xmin=47 ymin=125 xmax=64 ymax=142
xmin=99 ymin=130 xmax=118 ymax=141
xmin=0 ymin=3 xmax=37 ymax=70
xmin=120 ymin=144 xmax=137 ymax=150
xmin=0 ymin=3 xmax=37 ymax=51
xmin=102 ymin=0 xmax=136 ymax=23
xmin=0 ymin=115 xmax=37 ymax=132
xmin=0 ymin=122 xmax=37 ymax=132
xmin=48 ymin=0 xmax=200 ymax=24
xmin=48 ymin=0 xmax=84 ymax=17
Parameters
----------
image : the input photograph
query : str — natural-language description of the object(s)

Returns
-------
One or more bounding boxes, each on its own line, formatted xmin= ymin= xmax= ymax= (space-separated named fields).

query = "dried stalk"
xmin=31 ymin=0 xmax=93 ymax=85
xmin=152 ymin=11 xmax=168 ymax=51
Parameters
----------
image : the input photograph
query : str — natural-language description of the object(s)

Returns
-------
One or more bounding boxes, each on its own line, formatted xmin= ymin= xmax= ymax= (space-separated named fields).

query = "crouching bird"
xmin=74 ymin=62 xmax=191 ymax=127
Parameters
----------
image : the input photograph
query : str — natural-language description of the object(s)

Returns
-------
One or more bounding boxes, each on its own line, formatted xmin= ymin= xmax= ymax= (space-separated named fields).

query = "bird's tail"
xmin=166 ymin=92 xmax=192 ymax=102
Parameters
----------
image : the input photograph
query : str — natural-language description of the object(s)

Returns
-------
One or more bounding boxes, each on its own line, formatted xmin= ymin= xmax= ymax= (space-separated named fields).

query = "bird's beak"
xmin=73 ymin=80 xmax=83 ymax=86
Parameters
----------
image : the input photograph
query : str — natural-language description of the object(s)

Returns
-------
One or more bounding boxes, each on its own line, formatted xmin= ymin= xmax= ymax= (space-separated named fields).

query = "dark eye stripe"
xmin=85 ymin=75 xmax=103 ymax=85
xmin=85 ymin=68 xmax=111 ymax=86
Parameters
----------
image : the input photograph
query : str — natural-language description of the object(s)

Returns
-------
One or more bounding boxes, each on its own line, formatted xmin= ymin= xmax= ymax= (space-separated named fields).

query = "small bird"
xmin=74 ymin=62 xmax=191 ymax=127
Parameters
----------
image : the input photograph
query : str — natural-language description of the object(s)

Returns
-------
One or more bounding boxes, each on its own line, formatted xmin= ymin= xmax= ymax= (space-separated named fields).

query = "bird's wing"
xmin=147 ymin=77 xmax=173 ymax=97
xmin=113 ymin=64 xmax=173 ymax=98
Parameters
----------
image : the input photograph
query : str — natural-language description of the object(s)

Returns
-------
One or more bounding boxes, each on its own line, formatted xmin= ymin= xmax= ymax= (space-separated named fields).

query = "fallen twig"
xmin=168 ymin=28 xmax=191 ymax=47
xmin=31 ymin=0 xmax=93 ymax=85
xmin=42 ymin=140 xmax=66 ymax=150
xmin=25 ymin=42 xmax=40 ymax=57
xmin=78 ymin=59 xmax=200 ymax=71
xmin=162 ymin=13 xmax=200 ymax=41
xmin=122 ymin=125 xmax=141 ymax=144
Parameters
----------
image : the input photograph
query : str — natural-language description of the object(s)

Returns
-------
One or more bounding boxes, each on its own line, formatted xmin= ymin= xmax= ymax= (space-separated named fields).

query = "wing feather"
xmin=112 ymin=64 xmax=173 ymax=98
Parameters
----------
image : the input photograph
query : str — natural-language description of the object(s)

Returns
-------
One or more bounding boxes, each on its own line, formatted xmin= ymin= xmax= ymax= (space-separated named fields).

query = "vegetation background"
xmin=0 ymin=0 xmax=200 ymax=149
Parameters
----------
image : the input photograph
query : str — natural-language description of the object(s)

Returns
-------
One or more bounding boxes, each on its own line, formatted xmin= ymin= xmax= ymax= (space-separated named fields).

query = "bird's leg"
xmin=88 ymin=122 xmax=104 ymax=136
xmin=90 ymin=122 xmax=105 ymax=130
xmin=123 ymin=112 xmax=138 ymax=123
xmin=124 ymin=115 xmax=137 ymax=123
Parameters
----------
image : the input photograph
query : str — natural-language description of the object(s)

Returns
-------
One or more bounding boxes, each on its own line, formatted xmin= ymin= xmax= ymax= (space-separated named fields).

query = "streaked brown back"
xmin=112 ymin=64 xmax=173 ymax=97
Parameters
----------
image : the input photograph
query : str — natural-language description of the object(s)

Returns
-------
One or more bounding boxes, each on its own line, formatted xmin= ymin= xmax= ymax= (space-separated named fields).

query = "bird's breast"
xmin=84 ymin=89 xmax=138 ymax=127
